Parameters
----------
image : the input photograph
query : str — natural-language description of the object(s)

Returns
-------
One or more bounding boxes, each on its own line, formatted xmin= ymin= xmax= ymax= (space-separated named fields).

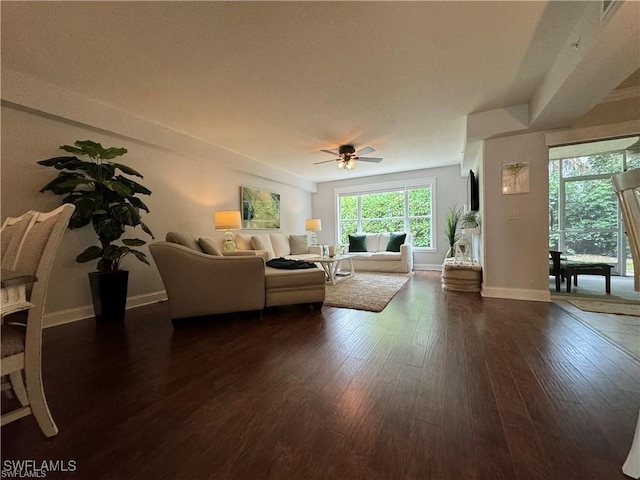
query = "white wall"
xmin=311 ymin=165 xmax=467 ymax=269
xmin=1 ymin=104 xmax=313 ymax=324
xmin=481 ymin=131 xmax=550 ymax=301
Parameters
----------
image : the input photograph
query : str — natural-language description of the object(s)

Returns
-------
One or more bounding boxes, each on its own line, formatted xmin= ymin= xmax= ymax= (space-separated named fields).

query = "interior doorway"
xmin=548 ymin=136 xmax=640 ymax=293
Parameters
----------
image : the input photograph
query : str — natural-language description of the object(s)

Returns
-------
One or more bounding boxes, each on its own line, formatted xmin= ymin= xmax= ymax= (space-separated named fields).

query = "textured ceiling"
xmin=0 ymin=1 xmax=613 ymax=182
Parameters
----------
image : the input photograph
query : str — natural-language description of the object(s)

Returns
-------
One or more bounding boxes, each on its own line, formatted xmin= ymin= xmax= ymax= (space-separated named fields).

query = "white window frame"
xmin=333 ymin=177 xmax=436 ymax=251
xmin=550 ymin=150 xmax=636 ymax=276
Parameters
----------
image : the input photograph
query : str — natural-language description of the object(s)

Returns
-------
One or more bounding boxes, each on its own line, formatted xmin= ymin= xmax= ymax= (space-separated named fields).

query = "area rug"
xmin=566 ymin=299 xmax=640 ymax=317
xmin=324 ymin=273 xmax=413 ymax=312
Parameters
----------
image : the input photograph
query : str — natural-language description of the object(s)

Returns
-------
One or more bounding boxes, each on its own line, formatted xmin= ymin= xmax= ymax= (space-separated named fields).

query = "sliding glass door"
xmin=549 ymin=140 xmax=640 ymax=277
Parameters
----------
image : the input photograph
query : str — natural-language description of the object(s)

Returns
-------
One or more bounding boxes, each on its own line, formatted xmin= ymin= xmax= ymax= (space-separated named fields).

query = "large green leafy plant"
xmin=38 ymin=140 xmax=154 ymax=272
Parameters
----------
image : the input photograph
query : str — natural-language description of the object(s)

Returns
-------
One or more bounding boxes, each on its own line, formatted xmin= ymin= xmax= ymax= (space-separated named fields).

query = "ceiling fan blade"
xmin=320 ymin=149 xmax=339 ymax=156
xmin=313 ymin=159 xmax=339 ymax=165
xmin=357 ymin=157 xmax=383 ymax=163
xmin=356 ymin=146 xmax=375 ymax=156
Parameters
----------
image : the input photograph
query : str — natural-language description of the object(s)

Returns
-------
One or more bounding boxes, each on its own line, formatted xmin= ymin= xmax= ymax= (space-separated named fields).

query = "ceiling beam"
xmin=529 ymin=0 xmax=640 ymax=130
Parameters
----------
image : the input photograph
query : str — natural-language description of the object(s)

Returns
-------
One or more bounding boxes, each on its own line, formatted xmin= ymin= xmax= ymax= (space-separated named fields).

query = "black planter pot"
xmin=88 ymin=270 xmax=129 ymax=323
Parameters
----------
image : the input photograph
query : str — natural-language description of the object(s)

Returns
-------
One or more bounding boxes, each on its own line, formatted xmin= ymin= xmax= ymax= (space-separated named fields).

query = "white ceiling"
xmin=1 ymin=1 xmax=636 ymax=183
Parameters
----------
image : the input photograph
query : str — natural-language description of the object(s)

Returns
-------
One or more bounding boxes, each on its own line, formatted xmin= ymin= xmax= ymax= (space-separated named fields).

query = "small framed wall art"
xmin=502 ymin=162 xmax=530 ymax=195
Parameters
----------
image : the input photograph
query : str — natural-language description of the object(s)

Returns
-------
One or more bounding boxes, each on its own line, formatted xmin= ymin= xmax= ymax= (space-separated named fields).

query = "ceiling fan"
xmin=314 ymin=145 xmax=383 ymax=170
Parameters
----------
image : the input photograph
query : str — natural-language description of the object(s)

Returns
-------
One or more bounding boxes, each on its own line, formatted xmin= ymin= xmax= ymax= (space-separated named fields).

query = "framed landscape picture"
xmin=241 ymin=186 xmax=280 ymax=229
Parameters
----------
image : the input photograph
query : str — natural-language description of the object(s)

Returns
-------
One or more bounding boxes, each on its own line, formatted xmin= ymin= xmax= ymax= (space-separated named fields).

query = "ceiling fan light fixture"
xmin=317 ymin=144 xmax=380 ymax=170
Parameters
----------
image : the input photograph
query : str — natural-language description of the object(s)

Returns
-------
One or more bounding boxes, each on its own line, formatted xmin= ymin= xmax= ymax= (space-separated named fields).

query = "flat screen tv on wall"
xmin=468 ymin=170 xmax=479 ymax=212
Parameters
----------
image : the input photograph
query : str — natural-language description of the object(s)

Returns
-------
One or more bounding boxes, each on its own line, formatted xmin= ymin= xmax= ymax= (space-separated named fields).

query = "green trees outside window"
xmin=549 ymin=146 xmax=639 ymax=273
xmin=338 ymin=186 xmax=432 ymax=247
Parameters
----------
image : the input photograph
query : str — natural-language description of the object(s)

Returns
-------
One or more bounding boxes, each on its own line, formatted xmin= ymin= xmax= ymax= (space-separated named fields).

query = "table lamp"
xmin=215 ymin=210 xmax=242 ymax=252
xmin=305 ymin=219 xmax=322 ymax=245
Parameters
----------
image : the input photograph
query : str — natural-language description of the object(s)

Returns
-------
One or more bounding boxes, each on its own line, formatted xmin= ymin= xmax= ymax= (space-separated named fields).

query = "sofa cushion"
xmin=349 ymin=251 xmax=402 ymax=262
xmin=251 ymin=234 xmax=276 ymax=259
xmin=365 ymin=234 xmax=381 ymax=252
xmin=289 ymin=234 xmax=309 ymax=255
xmin=166 ymin=232 xmax=203 ymax=252
xmin=198 ymin=237 xmax=223 ymax=256
xmin=370 ymin=252 xmax=402 ymax=261
xmin=348 ymin=234 xmax=367 ymax=252
xmin=270 ymin=233 xmax=291 ymax=257
xmin=379 ymin=233 xmax=390 ymax=250
xmin=235 ymin=233 xmax=253 ymax=250
xmin=264 ymin=266 xmax=326 ymax=289
xmin=287 ymin=253 xmax=317 ymax=261
xmin=349 ymin=252 xmax=374 ymax=260
xmin=386 ymin=233 xmax=407 ymax=252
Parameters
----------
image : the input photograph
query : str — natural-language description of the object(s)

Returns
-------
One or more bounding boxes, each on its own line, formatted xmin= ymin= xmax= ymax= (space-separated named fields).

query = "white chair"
xmin=1 ymin=204 xmax=74 ymax=437
xmin=611 ymin=168 xmax=640 ymax=292
xmin=1 ymin=211 xmax=36 ymax=270
xmin=612 ymin=168 xmax=640 ymax=479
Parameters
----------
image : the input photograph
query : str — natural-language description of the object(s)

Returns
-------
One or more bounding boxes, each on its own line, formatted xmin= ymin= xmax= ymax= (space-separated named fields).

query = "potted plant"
xmin=37 ymin=140 xmax=154 ymax=322
xmin=444 ymin=205 xmax=462 ymax=258
xmin=461 ymin=211 xmax=480 ymax=232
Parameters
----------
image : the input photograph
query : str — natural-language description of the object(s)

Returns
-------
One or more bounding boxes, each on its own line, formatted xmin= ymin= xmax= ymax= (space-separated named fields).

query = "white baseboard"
xmin=481 ymin=286 xmax=551 ymax=302
xmin=44 ymin=290 xmax=168 ymax=328
xmin=413 ymin=264 xmax=443 ymax=271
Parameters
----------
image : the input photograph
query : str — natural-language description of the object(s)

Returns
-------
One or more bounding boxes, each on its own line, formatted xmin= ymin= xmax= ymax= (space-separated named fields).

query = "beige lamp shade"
xmin=214 ymin=210 xmax=242 ymax=231
xmin=305 ymin=219 xmax=322 ymax=232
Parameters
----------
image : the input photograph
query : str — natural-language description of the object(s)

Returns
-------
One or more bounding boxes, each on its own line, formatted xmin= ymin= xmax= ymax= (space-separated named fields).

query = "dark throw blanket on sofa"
xmin=266 ymin=258 xmax=318 ymax=270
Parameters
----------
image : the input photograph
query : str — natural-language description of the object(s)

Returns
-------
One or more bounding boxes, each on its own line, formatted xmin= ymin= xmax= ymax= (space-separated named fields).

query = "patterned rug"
xmin=324 ymin=272 xmax=413 ymax=312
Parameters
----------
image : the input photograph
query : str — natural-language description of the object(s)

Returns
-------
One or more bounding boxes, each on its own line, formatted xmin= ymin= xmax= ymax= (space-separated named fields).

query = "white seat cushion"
xmin=370 ymin=252 xmax=402 ymax=261
xmin=349 ymin=253 xmax=374 ymax=260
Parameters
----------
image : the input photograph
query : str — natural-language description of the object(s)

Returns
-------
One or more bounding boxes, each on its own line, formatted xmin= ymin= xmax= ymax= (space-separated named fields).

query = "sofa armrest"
xmin=149 ymin=242 xmax=266 ymax=318
xmin=223 ymin=250 xmax=257 ymax=256
xmin=400 ymin=243 xmax=413 ymax=271
xmin=308 ymin=245 xmax=322 ymax=255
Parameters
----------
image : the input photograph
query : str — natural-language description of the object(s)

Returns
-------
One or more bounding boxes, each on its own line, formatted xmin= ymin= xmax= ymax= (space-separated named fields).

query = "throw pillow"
xmin=234 ymin=233 xmax=253 ymax=250
xmin=198 ymin=237 xmax=223 ymax=256
xmin=348 ymin=234 xmax=367 ymax=252
xmin=270 ymin=233 xmax=291 ymax=257
xmin=251 ymin=234 xmax=276 ymax=259
xmin=365 ymin=234 xmax=380 ymax=252
xmin=386 ymin=233 xmax=407 ymax=252
xmin=166 ymin=232 xmax=203 ymax=252
xmin=289 ymin=234 xmax=309 ymax=255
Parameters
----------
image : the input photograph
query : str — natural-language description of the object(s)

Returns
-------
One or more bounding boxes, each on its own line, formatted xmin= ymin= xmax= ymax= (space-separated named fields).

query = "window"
xmin=549 ymin=137 xmax=639 ymax=277
xmin=335 ymin=178 xmax=435 ymax=249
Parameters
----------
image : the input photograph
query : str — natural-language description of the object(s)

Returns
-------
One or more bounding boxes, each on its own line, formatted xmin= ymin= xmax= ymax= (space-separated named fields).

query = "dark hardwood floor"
xmin=2 ymin=271 xmax=639 ymax=479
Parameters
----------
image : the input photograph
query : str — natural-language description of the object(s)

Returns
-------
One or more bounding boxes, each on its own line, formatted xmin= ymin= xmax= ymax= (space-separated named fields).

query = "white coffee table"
xmin=309 ymin=254 xmax=356 ymax=285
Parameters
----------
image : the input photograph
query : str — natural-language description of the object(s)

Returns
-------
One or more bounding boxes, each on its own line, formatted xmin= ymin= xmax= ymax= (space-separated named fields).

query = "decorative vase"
xmin=88 ymin=270 xmax=129 ymax=323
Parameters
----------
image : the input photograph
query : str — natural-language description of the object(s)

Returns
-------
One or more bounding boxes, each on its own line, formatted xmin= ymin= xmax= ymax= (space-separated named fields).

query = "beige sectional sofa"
xmin=347 ymin=233 xmax=413 ymax=273
xmin=192 ymin=230 xmax=413 ymax=274
xmin=149 ymin=232 xmax=325 ymax=325
xmin=174 ymin=231 xmax=321 ymax=261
